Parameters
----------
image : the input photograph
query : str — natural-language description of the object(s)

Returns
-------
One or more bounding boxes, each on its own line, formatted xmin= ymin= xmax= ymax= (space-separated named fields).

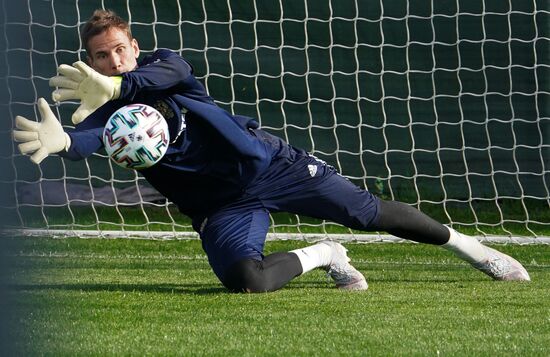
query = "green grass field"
xmin=3 ymin=237 xmax=550 ymax=356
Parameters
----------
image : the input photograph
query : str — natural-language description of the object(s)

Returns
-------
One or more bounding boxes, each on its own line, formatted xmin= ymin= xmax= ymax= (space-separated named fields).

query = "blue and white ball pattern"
xmin=103 ymin=104 xmax=169 ymax=170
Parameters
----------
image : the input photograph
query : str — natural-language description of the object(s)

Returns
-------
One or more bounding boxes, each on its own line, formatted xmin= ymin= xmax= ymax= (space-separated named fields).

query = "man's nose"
xmin=109 ymin=54 xmax=121 ymax=70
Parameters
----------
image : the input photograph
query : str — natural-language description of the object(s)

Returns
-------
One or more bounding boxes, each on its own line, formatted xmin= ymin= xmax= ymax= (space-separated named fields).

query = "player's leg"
xmin=198 ymin=204 xmax=366 ymax=292
xmin=198 ymin=206 xmax=301 ymax=292
xmin=262 ymin=155 xmax=529 ymax=281
xmin=223 ymin=253 xmax=302 ymax=293
xmin=370 ymin=200 xmax=530 ymax=281
xmin=224 ymin=241 xmax=367 ymax=292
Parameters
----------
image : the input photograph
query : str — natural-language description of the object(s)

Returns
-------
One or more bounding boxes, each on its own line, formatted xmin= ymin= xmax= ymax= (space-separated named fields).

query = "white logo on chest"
xmin=308 ymin=164 xmax=318 ymax=177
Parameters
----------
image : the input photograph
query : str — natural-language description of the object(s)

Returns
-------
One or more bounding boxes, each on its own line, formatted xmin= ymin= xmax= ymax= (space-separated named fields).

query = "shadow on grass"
xmin=9 ymin=282 xmax=228 ymax=295
xmin=10 ymin=280 xmax=354 ymax=295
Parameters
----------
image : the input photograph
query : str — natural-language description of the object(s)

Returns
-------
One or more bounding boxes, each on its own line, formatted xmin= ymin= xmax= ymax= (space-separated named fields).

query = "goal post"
xmin=2 ymin=0 xmax=549 ymax=242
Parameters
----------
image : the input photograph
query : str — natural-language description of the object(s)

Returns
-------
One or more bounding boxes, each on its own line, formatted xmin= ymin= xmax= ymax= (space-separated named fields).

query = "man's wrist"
xmin=111 ymin=76 xmax=122 ymax=99
xmin=64 ymin=132 xmax=72 ymax=151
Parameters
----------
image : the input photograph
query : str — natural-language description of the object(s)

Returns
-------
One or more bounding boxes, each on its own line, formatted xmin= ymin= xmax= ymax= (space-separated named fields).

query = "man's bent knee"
xmin=223 ymin=258 xmax=272 ymax=293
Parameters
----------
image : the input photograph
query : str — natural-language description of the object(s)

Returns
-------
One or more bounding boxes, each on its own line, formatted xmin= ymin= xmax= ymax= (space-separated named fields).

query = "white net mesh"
xmin=2 ymin=0 xmax=549 ymax=242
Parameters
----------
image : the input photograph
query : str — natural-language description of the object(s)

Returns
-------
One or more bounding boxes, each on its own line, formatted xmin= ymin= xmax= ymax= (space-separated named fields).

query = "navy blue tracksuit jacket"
xmin=61 ymin=49 xmax=300 ymax=219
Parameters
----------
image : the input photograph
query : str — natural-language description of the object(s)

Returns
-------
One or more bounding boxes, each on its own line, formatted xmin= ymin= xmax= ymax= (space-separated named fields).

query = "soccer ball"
xmin=103 ymin=104 xmax=170 ymax=170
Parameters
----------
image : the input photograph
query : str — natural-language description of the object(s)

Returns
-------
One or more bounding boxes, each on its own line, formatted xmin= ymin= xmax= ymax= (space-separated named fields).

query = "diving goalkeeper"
xmin=13 ymin=9 xmax=530 ymax=293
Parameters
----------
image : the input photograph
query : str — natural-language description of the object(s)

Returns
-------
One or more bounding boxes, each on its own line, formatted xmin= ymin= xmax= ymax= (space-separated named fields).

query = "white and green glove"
xmin=13 ymin=98 xmax=71 ymax=164
xmin=49 ymin=61 xmax=122 ymax=125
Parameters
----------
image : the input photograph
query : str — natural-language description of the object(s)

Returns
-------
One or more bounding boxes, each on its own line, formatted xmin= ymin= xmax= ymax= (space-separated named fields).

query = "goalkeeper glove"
xmin=13 ymin=98 xmax=71 ymax=164
xmin=49 ymin=61 xmax=122 ymax=125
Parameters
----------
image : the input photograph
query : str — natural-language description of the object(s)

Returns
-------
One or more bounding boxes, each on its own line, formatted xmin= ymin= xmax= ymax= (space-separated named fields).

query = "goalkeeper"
xmin=13 ymin=9 xmax=530 ymax=292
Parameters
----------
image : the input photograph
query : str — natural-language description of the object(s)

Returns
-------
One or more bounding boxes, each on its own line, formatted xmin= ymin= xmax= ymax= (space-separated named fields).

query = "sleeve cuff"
xmin=111 ymin=76 xmax=123 ymax=99
xmin=64 ymin=132 xmax=72 ymax=152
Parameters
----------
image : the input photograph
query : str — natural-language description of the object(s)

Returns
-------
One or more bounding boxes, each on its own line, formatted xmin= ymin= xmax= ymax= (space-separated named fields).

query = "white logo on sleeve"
xmin=308 ymin=164 xmax=318 ymax=177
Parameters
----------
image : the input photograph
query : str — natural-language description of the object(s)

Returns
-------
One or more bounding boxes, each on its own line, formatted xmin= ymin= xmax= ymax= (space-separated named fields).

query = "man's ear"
xmin=132 ymin=38 xmax=140 ymax=59
xmin=86 ymin=55 xmax=93 ymax=67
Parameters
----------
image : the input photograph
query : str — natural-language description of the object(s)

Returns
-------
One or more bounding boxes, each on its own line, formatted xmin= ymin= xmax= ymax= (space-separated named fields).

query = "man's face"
xmin=87 ymin=27 xmax=140 ymax=76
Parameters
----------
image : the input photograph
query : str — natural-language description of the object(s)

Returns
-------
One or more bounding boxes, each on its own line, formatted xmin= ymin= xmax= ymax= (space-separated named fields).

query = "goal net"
xmin=2 ymin=0 xmax=549 ymax=242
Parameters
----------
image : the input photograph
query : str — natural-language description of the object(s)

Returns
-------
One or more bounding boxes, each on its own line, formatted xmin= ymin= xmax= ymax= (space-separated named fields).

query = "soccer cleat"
xmin=472 ymin=246 xmax=531 ymax=281
xmin=320 ymin=240 xmax=368 ymax=290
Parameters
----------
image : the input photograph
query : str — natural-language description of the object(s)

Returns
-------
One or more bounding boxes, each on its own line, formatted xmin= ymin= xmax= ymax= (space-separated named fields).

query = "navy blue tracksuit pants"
xmin=196 ymin=151 xmax=381 ymax=283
